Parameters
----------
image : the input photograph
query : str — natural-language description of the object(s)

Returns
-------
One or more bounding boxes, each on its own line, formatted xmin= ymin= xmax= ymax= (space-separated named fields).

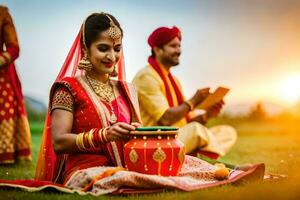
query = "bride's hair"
xmin=84 ymin=13 xmax=123 ymax=48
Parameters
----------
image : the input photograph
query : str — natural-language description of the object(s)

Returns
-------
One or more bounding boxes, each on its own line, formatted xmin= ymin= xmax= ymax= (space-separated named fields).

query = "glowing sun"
xmin=278 ymin=74 xmax=300 ymax=105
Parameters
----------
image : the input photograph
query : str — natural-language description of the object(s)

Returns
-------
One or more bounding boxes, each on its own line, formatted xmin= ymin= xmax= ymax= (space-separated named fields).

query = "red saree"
xmin=46 ymin=76 xmax=141 ymax=183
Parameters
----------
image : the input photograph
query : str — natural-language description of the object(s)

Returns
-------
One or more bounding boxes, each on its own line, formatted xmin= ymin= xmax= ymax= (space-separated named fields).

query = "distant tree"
xmin=248 ymin=102 xmax=267 ymax=120
xmin=24 ymin=97 xmax=47 ymax=122
xmin=25 ymin=102 xmax=46 ymax=122
xmin=277 ymin=101 xmax=300 ymax=121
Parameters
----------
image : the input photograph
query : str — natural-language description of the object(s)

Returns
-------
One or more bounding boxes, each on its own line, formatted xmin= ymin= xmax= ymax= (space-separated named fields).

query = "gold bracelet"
xmin=80 ymin=132 xmax=88 ymax=150
xmin=87 ymin=129 xmax=96 ymax=149
xmin=102 ymin=127 xmax=109 ymax=143
xmin=76 ymin=132 xmax=85 ymax=151
xmin=2 ymin=52 xmax=12 ymax=63
xmin=98 ymin=128 xmax=104 ymax=144
xmin=0 ymin=56 xmax=5 ymax=67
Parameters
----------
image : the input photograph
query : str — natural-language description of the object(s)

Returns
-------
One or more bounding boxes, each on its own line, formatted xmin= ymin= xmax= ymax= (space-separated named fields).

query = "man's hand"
xmin=190 ymin=114 xmax=208 ymax=124
xmin=206 ymin=100 xmax=224 ymax=118
xmin=189 ymin=88 xmax=210 ymax=108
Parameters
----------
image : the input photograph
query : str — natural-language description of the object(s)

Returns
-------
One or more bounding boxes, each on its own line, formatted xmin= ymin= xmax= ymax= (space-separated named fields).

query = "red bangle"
xmin=93 ymin=128 xmax=101 ymax=146
xmin=82 ymin=132 xmax=90 ymax=149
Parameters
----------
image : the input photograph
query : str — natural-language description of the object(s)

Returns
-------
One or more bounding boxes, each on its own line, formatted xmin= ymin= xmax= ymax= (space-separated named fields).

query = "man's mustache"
xmin=172 ymin=53 xmax=181 ymax=57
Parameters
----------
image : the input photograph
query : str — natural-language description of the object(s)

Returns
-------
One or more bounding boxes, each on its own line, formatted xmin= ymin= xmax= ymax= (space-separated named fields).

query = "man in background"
xmin=132 ymin=26 xmax=236 ymax=159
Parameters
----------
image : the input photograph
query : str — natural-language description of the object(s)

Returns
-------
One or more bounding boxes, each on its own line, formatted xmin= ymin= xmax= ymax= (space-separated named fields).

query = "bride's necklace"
xmin=86 ymin=75 xmax=117 ymax=124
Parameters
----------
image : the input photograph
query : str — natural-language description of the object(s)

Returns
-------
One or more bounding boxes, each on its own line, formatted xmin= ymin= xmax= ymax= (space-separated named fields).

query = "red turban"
xmin=148 ymin=26 xmax=181 ymax=48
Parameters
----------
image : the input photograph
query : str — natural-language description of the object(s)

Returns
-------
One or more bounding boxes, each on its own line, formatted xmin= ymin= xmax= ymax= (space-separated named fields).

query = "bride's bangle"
xmin=0 ymin=56 xmax=6 ymax=67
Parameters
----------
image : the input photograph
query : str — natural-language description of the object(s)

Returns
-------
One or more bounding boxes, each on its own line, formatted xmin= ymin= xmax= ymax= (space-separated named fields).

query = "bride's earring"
xmin=78 ymin=50 xmax=93 ymax=71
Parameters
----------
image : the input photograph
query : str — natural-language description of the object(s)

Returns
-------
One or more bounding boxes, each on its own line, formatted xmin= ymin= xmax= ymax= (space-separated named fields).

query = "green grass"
xmin=0 ymin=120 xmax=300 ymax=200
xmin=29 ymin=121 xmax=45 ymax=135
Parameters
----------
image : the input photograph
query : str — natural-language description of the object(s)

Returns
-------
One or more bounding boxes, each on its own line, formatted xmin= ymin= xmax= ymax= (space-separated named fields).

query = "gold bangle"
xmin=103 ymin=127 xmax=109 ymax=143
xmin=75 ymin=133 xmax=80 ymax=150
xmin=2 ymin=52 xmax=12 ymax=63
xmin=80 ymin=132 xmax=87 ymax=150
xmin=75 ymin=133 xmax=81 ymax=150
xmin=87 ymin=129 xmax=96 ymax=149
xmin=0 ymin=56 xmax=5 ymax=67
xmin=98 ymin=129 xmax=104 ymax=144
xmin=76 ymin=132 xmax=85 ymax=151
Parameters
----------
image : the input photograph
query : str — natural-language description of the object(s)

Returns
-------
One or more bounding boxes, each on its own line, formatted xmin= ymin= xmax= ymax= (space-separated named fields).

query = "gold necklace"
xmin=86 ymin=75 xmax=117 ymax=124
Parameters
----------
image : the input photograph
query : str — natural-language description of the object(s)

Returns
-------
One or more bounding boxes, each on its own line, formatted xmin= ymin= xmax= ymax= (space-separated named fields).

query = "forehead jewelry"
xmin=104 ymin=14 xmax=122 ymax=40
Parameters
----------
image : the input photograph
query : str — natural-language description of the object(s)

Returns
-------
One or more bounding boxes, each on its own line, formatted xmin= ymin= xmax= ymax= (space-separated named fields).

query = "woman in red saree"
xmin=0 ymin=12 xmax=265 ymax=195
xmin=0 ymin=5 xmax=31 ymax=164
xmin=34 ymin=12 xmax=142 ymax=184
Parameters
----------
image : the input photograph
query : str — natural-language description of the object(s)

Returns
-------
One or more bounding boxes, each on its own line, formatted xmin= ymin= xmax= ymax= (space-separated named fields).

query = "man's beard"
xmin=161 ymin=54 xmax=180 ymax=67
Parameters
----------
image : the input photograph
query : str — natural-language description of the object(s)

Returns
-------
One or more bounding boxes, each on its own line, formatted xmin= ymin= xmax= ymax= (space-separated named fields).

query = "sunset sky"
xmin=2 ymin=0 xmax=300 ymax=110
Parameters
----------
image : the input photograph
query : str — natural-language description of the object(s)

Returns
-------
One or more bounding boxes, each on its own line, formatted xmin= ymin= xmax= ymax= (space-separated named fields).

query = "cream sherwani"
xmin=132 ymin=65 xmax=237 ymax=155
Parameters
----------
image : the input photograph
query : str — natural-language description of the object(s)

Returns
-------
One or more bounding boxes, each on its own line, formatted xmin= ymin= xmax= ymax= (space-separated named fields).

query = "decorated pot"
xmin=124 ymin=126 xmax=185 ymax=176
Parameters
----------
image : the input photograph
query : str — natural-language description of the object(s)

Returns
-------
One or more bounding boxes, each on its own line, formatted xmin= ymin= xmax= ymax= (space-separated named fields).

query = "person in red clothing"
xmin=35 ymin=12 xmax=142 ymax=184
xmin=0 ymin=5 xmax=31 ymax=164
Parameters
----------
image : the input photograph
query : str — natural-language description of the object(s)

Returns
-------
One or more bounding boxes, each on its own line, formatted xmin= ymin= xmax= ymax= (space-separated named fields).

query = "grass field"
xmin=0 ymin=119 xmax=299 ymax=200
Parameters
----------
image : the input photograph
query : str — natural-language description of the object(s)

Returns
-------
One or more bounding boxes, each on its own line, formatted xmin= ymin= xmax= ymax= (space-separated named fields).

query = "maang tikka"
xmin=104 ymin=13 xmax=122 ymax=40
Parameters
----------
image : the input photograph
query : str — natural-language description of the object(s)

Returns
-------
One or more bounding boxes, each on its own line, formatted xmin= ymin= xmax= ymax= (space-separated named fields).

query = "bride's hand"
xmin=131 ymin=122 xmax=142 ymax=128
xmin=106 ymin=122 xmax=136 ymax=141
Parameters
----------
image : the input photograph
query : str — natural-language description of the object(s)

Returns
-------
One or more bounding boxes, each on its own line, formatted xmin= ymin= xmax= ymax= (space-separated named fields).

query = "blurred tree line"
xmin=24 ymin=96 xmax=46 ymax=122
xmin=221 ymin=101 xmax=300 ymax=122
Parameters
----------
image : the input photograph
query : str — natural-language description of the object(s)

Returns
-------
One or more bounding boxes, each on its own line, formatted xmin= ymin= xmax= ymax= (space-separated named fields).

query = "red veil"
xmin=35 ymin=25 xmax=126 ymax=181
